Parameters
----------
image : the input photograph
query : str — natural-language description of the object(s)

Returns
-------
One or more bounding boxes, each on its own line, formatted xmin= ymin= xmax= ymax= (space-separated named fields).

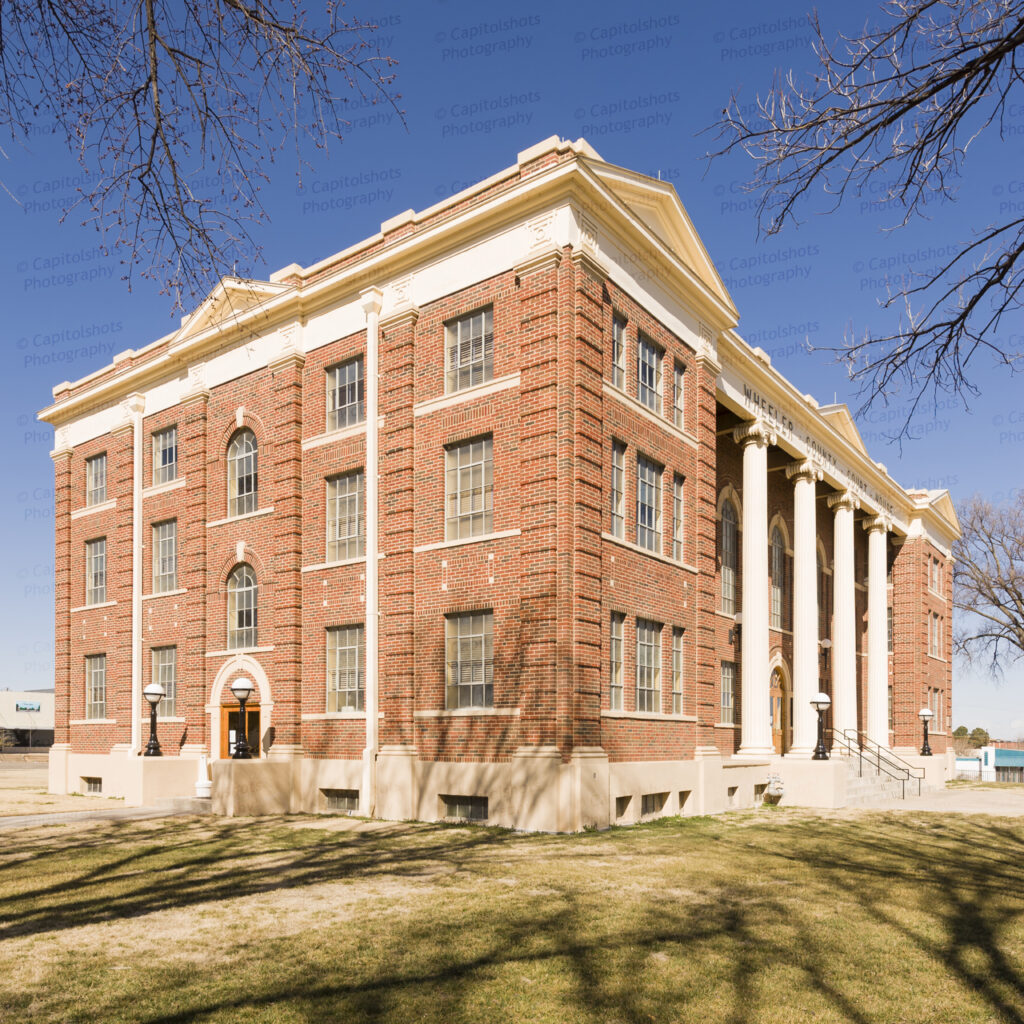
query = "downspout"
xmin=360 ymin=288 xmax=382 ymax=815
xmin=127 ymin=393 xmax=146 ymax=754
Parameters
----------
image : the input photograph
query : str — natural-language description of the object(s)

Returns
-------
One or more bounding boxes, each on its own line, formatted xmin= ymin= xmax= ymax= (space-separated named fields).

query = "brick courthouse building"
xmin=40 ymin=138 xmax=958 ymax=828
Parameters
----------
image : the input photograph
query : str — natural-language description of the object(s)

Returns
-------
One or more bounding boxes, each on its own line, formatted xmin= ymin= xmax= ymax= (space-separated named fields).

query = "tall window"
xmin=85 ymin=654 xmax=106 ymax=719
xmin=672 ymin=475 xmax=685 ymax=561
xmin=721 ymin=500 xmax=738 ymax=614
xmin=152 ymin=646 xmax=176 ymax=717
xmin=636 ymin=455 xmax=662 ymax=552
xmin=887 ymin=606 xmax=894 ymax=654
xmin=327 ymin=625 xmax=365 ymax=711
xmin=445 ymin=611 xmax=493 ymax=709
xmin=327 ymin=471 xmax=365 ymax=561
xmin=85 ymin=538 xmax=106 ymax=605
xmin=152 ymin=521 xmax=177 ymax=593
xmin=609 ymin=612 xmax=624 ymax=710
xmin=721 ymin=661 xmax=736 ymax=724
xmin=227 ymin=429 xmax=258 ymax=517
xmin=637 ymin=333 xmax=662 ymax=412
xmin=446 ymin=308 xmax=493 ymax=392
xmin=227 ymin=564 xmax=258 ymax=649
xmin=152 ymin=427 xmax=177 ymax=485
xmin=817 ymin=547 xmax=829 ymax=640
xmin=612 ymin=315 xmax=626 ymax=389
xmin=445 ymin=436 xmax=493 ymax=540
xmin=672 ymin=628 xmax=684 ymax=714
xmin=86 ymin=453 xmax=107 ymax=506
xmin=770 ymin=526 xmax=785 ymax=630
xmin=636 ymin=618 xmax=661 ymax=713
xmin=929 ymin=612 xmax=942 ymax=657
xmin=327 ymin=357 xmax=365 ymax=431
xmin=610 ymin=441 xmax=625 ymax=538
xmin=672 ymin=363 xmax=685 ymax=428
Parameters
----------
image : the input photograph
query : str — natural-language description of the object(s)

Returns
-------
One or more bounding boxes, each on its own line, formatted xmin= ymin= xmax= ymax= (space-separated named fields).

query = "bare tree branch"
xmin=0 ymin=1 xmax=402 ymax=310
xmin=953 ymin=492 xmax=1024 ymax=674
xmin=709 ymin=0 xmax=1024 ymax=437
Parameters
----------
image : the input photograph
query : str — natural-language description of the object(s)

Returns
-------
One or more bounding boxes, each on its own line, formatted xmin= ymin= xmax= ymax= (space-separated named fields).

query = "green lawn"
xmin=2 ymin=808 xmax=1023 ymax=1023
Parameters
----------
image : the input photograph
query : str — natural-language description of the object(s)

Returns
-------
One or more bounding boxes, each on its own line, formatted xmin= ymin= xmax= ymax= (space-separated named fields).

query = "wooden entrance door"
xmin=769 ymin=669 xmax=786 ymax=755
xmin=220 ymin=706 xmax=261 ymax=758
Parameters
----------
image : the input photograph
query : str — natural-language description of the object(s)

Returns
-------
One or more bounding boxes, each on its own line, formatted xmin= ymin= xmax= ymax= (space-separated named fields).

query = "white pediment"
xmin=585 ymin=161 xmax=738 ymax=324
xmin=818 ymin=404 xmax=869 ymax=456
xmin=171 ymin=277 xmax=291 ymax=348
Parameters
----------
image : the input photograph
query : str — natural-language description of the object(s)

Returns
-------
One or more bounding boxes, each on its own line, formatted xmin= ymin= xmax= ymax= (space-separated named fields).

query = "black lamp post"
xmin=811 ymin=691 xmax=832 ymax=760
xmin=142 ymin=682 xmax=165 ymax=757
xmin=919 ymin=707 xmax=934 ymax=756
xmin=230 ymin=677 xmax=254 ymax=759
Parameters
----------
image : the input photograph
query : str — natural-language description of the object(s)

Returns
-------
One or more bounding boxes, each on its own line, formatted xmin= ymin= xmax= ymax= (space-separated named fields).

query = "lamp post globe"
xmin=142 ymin=682 xmax=166 ymax=757
xmin=230 ymin=677 xmax=255 ymax=759
xmin=919 ymin=707 xmax=934 ymax=756
xmin=811 ymin=691 xmax=832 ymax=760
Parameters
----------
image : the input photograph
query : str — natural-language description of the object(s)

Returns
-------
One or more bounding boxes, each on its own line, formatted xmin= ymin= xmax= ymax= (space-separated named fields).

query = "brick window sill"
xmin=71 ymin=600 xmax=117 ymax=613
xmin=601 ymin=381 xmax=698 ymax=450
xmin=601 ymin=531 xmax=698 ymax=574
xmin=142 ymin=588 xmax=187 ymax=600
xmin=601 ymin=710 xmax=697 ymax=722
xmin=143 ymin=477 xmax=186 ymax=499
xmin=302 ymin=421 xmax=367 ymax=452
xmin=414 ymin=707 xmax=521 ymax=718
xmin=714 ymin=722 xmax=738 ymax=729
xmin=206 ymin=506 xmax=275 ymax=529
xmin=205 ymin=646 xmax=275 ymax=657
xmin=413 ymin=528 xmax=521 ymax=554
xmin=414 ymin=373 xmax=521 ymax=418
xmin=71 ymin=498 xmax=116 ymax=520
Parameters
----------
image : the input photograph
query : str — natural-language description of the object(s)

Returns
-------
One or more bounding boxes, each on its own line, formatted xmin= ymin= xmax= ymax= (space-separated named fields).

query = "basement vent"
xmin=322 ymin=789 xmax=359 ymax=813
xmin=640 ymin=792 xmax=667 ymax=817
xmin=83 ymin=777 xmax=102 ymax=794
xmin=441 ymin=795 xmax=488 ymax=821
xmin=727 ymin=786 xmax=738 ymax=807
xmin=615 ymin=795 xmax=631 ymax=820
xmin=678 ymin=790 xmax=691 ymax=813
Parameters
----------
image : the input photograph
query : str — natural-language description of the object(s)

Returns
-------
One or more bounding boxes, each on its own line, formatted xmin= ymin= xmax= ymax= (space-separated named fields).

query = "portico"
xmin=720 ymin=394 xmax=900 ymax=763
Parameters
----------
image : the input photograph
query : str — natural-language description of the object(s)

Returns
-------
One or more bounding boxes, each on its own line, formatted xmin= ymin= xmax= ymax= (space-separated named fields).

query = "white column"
xmin=828 ymin=491 xmax=859 ymax=745
xmin=733 ymin=421 xmax=775 ymax=758
xmin=785 ymin=460 xmax=822 ymax=756
xmin=360 ymin=287 xmax=383 ymax=815
xmin=865 ymin=515 xmax=891 ymax=748
xmin=127 ymin=393 xmax=145 ymax=755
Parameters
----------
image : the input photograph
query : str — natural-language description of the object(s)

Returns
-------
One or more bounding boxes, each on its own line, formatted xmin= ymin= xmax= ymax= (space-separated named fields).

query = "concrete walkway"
xmin=864 ymin=785 xmax=1024 ymax=815
xmin=0 ymin=805 xmax=183 ymax=830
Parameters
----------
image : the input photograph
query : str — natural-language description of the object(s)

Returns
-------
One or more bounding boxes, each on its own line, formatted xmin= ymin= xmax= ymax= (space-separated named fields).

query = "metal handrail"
xmin=828 ymin=729 xmax=924 ymax=798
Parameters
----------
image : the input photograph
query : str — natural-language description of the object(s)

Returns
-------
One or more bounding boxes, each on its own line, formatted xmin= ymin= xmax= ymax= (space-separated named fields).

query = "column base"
xmin=735 ymin=745 xmax=775 ymax=760
xmin=783 ymin=746 xmax=815 ymax=759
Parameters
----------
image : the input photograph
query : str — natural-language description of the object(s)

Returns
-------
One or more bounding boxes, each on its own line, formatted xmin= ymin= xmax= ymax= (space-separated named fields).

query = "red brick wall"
xmin=50 ymin=258 xmax=951 ymax=770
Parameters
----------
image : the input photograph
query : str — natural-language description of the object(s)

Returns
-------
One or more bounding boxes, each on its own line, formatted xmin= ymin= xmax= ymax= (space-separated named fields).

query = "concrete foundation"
xmin=49 ymin=743 xmax=956 ymax=827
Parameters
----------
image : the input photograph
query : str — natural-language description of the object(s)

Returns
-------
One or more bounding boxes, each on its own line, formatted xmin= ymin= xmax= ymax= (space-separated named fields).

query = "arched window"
xmin=227 ymin=429 xmax=258 ymax=518
xmin=817 ymin=543 xmax=830 ymax=641
xmin=770 ymin=526 xmax=785 ymax=629
xmin=721 ymin=500 xmax=738 ymax=614
xmin=227 ymin=564 xmax=258 ymax=649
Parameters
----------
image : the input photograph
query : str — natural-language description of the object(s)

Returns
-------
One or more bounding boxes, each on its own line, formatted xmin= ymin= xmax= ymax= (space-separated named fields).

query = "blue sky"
xmin=3 ymin=0 xmax=1021 ymax=736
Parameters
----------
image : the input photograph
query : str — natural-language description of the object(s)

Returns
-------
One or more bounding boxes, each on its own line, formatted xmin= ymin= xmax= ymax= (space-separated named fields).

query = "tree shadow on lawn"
xmin=8 ymin=811 xmax=1024 ymax=1023
xmin=0 ymin=816 xmax=511 ymax=942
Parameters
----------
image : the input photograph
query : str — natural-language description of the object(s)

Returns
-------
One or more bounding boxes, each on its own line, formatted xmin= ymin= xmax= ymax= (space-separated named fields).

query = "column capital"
xmin=863 ymin=514 xmax=892 ymax=534
xmin=732 ymin=419 xmax=776 ymax=450
xmin=785 ymin=459 xmax=823 ymax=484
xmin=827 ymin=490 xmax=860 ymax=512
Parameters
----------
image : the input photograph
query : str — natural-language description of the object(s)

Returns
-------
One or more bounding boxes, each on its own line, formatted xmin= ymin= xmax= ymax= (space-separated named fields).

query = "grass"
xmin=1 ymin=808 xmax=1023 ymax=1023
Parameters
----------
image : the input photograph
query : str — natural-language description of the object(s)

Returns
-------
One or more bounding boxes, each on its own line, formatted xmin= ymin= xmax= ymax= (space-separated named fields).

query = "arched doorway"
xmin=769 ymin=663 xmax=792 ymax=755
xmin=207 ymin=655 xmax=274 ymax=761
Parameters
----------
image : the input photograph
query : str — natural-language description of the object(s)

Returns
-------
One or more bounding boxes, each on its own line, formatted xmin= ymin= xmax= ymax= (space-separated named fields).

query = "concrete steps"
xmin=839 ymin=755 xmax=921 ymax=805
